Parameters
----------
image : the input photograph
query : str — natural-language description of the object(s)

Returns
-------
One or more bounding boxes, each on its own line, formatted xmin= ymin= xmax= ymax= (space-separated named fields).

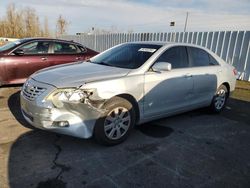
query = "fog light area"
xmin=52 ymin=121 xmax=70 ymax=127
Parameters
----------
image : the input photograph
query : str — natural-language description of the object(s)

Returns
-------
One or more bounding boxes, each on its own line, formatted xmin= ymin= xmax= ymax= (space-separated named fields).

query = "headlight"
xmin=48 ymin=88 xmax=93 ymax=108
xmin=56 ymin=89 xmax=86 ymax=102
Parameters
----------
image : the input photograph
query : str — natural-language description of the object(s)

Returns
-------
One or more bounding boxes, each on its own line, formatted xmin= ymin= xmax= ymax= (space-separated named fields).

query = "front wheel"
xmin=210 ymin=85 xmax=228 ymax=113
xmin=94 ymin=97 xmax=136 ymax=145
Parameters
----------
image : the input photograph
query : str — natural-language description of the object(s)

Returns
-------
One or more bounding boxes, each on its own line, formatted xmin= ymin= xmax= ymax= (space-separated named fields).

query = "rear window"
xmin=188 ymin=47 xmax=210 ymax=67
xmin=78 ymin=46 xmax=86 ymax=53
xmin=209 ymin=54 xmax=219 ymax=65
xmin=53 ymin=42 xmax=79 ymax=54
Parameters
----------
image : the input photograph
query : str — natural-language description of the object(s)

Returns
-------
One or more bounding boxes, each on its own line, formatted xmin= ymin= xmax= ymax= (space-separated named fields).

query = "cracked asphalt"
xmin=0 ymin=86 xmax=250 ymax=188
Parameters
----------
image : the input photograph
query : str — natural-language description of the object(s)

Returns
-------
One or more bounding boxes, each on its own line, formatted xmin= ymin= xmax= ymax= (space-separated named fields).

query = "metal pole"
xmin=184 ymin=12 xmax=189 ymax=32
xmin=94 ymin=33 xmax=97 ymax=51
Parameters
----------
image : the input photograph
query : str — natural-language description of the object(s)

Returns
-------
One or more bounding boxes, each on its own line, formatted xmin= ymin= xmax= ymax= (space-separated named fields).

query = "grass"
xmin=235 ymin=80 xmax=250 ymax=90
xmin=231 ymin=80 xmax=250 ymax=102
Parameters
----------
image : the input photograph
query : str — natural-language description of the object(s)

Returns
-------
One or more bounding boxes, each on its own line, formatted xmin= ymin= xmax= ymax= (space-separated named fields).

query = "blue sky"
xmin=0 ymin=0 xmax=250 ymax=34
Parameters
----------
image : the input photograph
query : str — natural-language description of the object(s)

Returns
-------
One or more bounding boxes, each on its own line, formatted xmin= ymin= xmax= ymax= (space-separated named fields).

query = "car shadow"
xmin=0 ymin=84 xmax=23 ymax=88
xmin=8 ymin=90 xmax=35 ymax=129
xmin=7 ymin=130 xmax=97 ymax=188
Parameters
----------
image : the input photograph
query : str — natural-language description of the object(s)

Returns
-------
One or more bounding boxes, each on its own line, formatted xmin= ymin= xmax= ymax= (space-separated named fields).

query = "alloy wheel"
xmin=214 ymin=89 xmax=226 ymax=110
xmin=104 ymin=107 xmax=131 ymax=140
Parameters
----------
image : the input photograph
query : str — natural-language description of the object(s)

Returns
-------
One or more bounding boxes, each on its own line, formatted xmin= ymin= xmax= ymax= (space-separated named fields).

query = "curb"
xmin=235 ymin=87 xmax=250 ymax=91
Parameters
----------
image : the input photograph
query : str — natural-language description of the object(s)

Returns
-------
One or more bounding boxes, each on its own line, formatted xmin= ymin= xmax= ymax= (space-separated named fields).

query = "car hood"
xmin=31 ymin=62 xmax=131 ymax=88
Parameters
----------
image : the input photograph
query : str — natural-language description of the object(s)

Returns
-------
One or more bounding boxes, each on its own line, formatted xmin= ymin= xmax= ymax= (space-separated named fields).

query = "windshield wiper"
xmin=98 ymin=62 xmax=112 ymax=66
xmin=87 ymin=59 xmax=112 ymax=67
xmin=89 ymin=61 xmax=112 ymax=67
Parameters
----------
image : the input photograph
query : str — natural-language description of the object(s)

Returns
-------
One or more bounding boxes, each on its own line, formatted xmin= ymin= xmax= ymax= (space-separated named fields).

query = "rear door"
xmin=49 ymin=42 xmax=84 ymax=66
xmin=4 ymin=40 xmax=52 ymax=83
xmin=187 ymin=47 xmax=221 ymax=105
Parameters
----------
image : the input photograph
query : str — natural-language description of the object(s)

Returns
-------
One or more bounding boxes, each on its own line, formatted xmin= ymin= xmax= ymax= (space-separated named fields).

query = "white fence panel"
xmin=60 ymin=30 xmax=250 ymax=81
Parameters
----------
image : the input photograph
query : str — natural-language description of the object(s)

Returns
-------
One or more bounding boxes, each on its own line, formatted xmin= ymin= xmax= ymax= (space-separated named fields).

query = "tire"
xmin=94 ymin=96 xmax=136 ymax=146
xmin=210 ymin=85 xmax=228 ymax=113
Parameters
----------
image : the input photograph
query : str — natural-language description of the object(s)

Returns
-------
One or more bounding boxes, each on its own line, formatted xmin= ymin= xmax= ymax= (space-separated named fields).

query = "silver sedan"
xmin=20 ymin=42 xmax=237 ymax=145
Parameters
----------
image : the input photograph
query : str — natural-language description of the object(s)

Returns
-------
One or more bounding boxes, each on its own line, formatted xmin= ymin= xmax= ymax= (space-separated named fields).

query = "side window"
xmin=18 ymin=41 xmax=50 ymax=54
xmin=209 ymin=54 xmax=219 ymax=65
xmin=78 ymin=46 xmax=86 ymax=53
xmin=156 ymin=46 xmax=189 ymax=69
xmin=53 ymin=42 xmax=78 ymax=54
xmin=189 ymin=47 xmax=210 ymax=67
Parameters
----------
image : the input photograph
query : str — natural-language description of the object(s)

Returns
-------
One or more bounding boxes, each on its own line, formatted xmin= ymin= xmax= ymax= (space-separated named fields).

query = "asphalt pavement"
xmin=0 ymin=86 xmax=250 ymax=188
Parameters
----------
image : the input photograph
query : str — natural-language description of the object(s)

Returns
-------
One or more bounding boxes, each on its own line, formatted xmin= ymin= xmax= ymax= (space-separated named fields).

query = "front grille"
xmin=22 ymin=81 xmax=46 ymax=101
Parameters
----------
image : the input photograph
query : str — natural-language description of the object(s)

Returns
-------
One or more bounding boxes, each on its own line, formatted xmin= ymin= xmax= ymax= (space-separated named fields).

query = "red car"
xmin=0 ymin=38 xmax=98 ymax=86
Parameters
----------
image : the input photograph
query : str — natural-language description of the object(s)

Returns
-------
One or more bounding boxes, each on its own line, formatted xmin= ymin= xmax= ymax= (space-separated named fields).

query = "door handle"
xmin=41 ymin=57 xmax=48 ymax=61
xmin=75 ymin=57 xmax=81 ymax=60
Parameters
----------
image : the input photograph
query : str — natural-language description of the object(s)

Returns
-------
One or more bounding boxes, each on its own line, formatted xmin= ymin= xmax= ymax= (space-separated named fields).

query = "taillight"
xmin=233 ymin=68 xmax=237 ymax=76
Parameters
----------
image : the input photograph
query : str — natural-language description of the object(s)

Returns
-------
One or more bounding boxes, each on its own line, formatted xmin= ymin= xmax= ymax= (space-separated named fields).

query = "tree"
xmin=43 ymin=17 xmax=50 ymax=37
xmin=5 ymin=4 xmax=21 ymax=37
xmin=0 ymin=3 xmax=68 ymax=38
xmin=23 ymin=7 xmax=41 ymax=37
xmin=56 ymin=15 xmax=69 ymax=36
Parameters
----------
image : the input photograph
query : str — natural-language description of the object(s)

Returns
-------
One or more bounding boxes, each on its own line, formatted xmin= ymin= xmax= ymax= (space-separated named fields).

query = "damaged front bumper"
xmin=20 ymin=79 xmax=104 ymax=139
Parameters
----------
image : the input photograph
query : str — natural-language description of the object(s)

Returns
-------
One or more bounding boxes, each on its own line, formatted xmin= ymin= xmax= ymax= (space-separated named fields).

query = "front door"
xmin=143 ymin=46 xmax=194 ymax=117
xmin=5 ymin=40 xmax=52 ymax=83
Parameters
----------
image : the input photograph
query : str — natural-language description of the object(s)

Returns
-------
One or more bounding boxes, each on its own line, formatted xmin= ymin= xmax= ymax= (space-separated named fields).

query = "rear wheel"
xmin=210 ymin=85 xmax=228 ymax=113
xmin=94 ymin=97 xmax=135 ymax=145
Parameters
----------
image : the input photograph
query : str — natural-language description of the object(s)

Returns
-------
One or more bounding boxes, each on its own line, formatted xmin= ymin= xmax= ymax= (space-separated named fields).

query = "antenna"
xmin=184 ymin=12 xmax=189 ymax=32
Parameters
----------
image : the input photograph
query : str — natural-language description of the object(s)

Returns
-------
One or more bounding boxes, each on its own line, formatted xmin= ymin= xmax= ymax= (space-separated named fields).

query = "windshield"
xmin=90 ymin=43 xmax=162 ymax=69
xmin=0 ymin=39 xmax=26 ymax=52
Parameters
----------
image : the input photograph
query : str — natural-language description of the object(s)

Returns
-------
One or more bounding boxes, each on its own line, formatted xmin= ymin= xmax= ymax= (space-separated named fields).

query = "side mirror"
xmin=14 ymin=49 xmax=24 ymax=56
xmin=152 ymin=62 xmax=172 ymax=72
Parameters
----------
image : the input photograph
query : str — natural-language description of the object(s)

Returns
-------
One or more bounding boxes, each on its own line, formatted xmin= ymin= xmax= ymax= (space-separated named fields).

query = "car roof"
xmin=20 ymin=37 xmax=83 ymax=46
xmin=126 ymin=41 xmax=167 ymax=46
xmin=125 ymin=41 xmax=209 ymax=49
